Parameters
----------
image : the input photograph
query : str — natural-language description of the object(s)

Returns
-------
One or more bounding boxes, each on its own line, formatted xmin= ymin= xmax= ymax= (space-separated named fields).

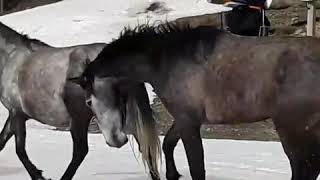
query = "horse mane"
xmin=101 ymin=21 xmax=222 ymax=58
xmin=21 ymin=34 xmax=49 ymax=47
xmin=0 ymin=22 xmax=49 ymax=48
xmin=83 ymin=21 xmax=223 ymax=81
xmin=119 ymin=22 xmax=183 ymax=42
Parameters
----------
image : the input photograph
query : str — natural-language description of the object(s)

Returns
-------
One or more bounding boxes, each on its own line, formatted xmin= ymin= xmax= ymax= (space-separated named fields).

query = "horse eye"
xmin=85 ymin=99 xmax=92 ymax=107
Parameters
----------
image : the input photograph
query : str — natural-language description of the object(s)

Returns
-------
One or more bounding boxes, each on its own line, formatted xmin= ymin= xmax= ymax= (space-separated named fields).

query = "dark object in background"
xmin=3 ymin=0 xmax=20 ymax=11
xmin=232 ymin=0 xmax=267 ymax=8
xmin=225 ymin=5 xmax=271 ymax=36
xmin=1 ymin=0 xmax=62 ymax=14
xmin=209 ymin=0 xmax=271 ymax=36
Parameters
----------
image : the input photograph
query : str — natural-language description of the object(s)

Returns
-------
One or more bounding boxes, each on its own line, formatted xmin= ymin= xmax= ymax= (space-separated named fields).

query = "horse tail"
xmin=129 ymin=83 xmax=161 ymax=178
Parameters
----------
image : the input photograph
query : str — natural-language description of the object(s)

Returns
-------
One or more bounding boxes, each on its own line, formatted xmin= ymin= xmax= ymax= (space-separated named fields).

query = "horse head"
xmin=70 ymin=75 xmax=128 ymax=148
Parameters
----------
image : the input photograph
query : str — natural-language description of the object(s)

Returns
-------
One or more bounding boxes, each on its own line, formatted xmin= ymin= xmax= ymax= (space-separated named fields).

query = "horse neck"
xmin=79 ymin=43 xmax=106 ymax=61
xmin=91 ymin=52 xmax=156 ymax=84
xmin=28 ymin=40 xmax=51 ymax=51
xmin=0 ymin=24 xmax=49 ymax=54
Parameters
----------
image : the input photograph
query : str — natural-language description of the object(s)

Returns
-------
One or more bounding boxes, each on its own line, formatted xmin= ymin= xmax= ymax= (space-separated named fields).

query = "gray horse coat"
xmin=0 ymin=22 xmax=160 ymax=180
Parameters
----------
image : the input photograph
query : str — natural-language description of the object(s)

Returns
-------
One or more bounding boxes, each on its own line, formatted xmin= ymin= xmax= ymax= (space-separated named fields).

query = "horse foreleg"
xmin=275 ymin=125 xmax=320 ymax=180
xmin=180 ymin=123 xmax=205 ymax=180
xmin=60 ymin=119 xmax=89 ymax=180
xmin=0 ymin=111 xmax=14 ymax=151
xmin=13 ymin=112 xmax=50 ymax=180
xmin=163 ymin=123 xmax=182 ymax=180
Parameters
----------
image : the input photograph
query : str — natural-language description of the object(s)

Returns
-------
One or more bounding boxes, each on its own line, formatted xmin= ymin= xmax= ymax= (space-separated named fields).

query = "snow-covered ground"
xmin=0 ymin=124 xmax=294 ymax=180
xmin=0 ymin=108 xmax=293 ymax=180
xmin=0 ymin=0 xmax=230 ymax=47
xmin=0 ymin=0 xmax=300 ymax=179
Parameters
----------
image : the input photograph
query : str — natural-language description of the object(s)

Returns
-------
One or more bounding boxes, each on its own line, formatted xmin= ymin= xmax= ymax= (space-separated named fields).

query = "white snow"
xmin=0 ymin=107 xmax=293 ymax=180
xmin=0 ymin=117 xmax=293 ymax=180
xmin=0 ymin=0 xmax=230 ymax=46
xmin=0 ymin=0 xmax=301 ymax=180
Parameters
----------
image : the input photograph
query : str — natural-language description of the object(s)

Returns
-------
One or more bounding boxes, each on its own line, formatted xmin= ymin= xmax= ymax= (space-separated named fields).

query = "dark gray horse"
xmin=82 ymin=23 xmax=320 ymax=180
xmin=0 ymin=22 xmax=160 ymax=180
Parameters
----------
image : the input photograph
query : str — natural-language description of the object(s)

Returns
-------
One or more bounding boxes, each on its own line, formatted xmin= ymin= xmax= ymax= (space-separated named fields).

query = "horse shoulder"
xmin=0 ymin=48 xmax=29 ymax=110
xmin=17 ymin=49 xmax=72 ymax=126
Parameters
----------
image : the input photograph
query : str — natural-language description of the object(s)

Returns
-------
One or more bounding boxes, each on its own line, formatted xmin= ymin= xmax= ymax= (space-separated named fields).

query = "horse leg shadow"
xmin=274 ymin=119 xmax=320 ymax=180
xmin=0 ymin=111 xmax=14 ymax=151
xmin=12 ymin=111 xmax=51 ymax=180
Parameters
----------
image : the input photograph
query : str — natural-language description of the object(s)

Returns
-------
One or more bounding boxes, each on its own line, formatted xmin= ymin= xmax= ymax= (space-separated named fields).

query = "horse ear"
xmin=68 ymin=77 xmax=82 ymax=85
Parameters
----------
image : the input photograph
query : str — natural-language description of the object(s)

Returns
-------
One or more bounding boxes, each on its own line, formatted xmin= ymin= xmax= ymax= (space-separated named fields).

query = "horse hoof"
xmin=35 ymin=177 xmax=51 ymax=180
xmin=166 ymin=173 xmax=182 ymax=180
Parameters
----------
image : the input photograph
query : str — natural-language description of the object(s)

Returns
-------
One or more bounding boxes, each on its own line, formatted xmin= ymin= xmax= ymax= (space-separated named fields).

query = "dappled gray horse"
xmin=82 ymin=23 xmax=320 ymax=180
xmin=0 ymin=22 xmax=160 ymax=180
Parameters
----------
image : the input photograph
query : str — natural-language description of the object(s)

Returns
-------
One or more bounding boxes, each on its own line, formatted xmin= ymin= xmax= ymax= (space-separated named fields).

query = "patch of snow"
xmin=0 ymin=127 xmax=294 ymax=180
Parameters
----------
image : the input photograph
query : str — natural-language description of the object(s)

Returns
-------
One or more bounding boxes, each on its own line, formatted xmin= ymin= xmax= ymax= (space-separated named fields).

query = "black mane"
xmin=99 ymin=22 xmax=222 ymax=58
xmin=83 ymin=22 xmax=223 ymax=81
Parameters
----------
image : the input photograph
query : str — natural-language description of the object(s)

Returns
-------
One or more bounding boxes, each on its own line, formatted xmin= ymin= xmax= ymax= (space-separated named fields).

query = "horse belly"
xmin=204 ymin=77 xmax=275 ymax=124
xmin=204 ymin=95 xmax=272 ymax=124
xmin=20 ymin=90 xmax=72 ymax=128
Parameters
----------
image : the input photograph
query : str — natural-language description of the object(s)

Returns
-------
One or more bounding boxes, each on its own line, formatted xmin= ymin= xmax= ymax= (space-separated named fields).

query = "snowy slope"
xmin=0 ymin=0 xmax=300 ymax=180
xmin=0 ymin=0 xmax=230 ymax=46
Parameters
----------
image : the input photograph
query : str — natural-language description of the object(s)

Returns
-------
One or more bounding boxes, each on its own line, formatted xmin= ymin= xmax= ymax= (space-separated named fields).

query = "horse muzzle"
xmin=105 ymin=131 xmax=128 ymax=148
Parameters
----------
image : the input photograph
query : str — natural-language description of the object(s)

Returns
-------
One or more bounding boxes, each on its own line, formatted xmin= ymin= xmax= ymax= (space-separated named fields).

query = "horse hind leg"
xmin=274 ymin=118 xmax=320 ymax=180
xmin=0 ymin=111 xmax=14 ymax=151
xmin=12 ymin=111 xmax=51 ymax=180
